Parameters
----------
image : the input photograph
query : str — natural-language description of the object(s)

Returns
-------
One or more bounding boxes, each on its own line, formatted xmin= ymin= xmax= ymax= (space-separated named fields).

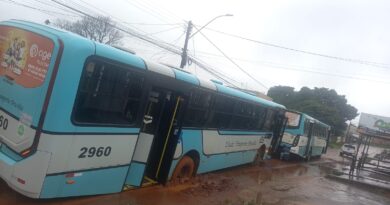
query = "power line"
xmin=31 ymin=0 xmax=81 ymax=16
xmin=144 ymin=25 xmax=182 ymax=36
xmin=189 ymin=55 xmax=241 ymax=84
xmin=68 ymin=0 xmax=100 ymax=16
xmin=122 ymin=0 xmax=174 ymax=25
xmin=76 ymin=0 xmax=184 ymax=50
xmin=192 ymin=34 xmax=197 ymax=75
xmin=77 ymin=0 xmax=112 ymax=15
xmin=4 ymin=0 xmax=79 ymax=17
xmin=75 ymin=0 xmax=152 ymax=37
xmin=195 ymin=49 xmax=390 ymax=84
xmin=4 ymin=0 xmax=390 ymax=88
xmin=121 ymin=22 xmax=182 ymax=26
xmin=192 ymin=24 xmax=269 ymax=90
xmin=0 ymin=0 xmax=252 ymax=91
xmin=51 ymin=0 xmax=188 ymax=68
xmin=203 ymin=27 xmax=390 ymax=69
xmin=132 ymin=0 xmax=185 ymax=24
xmin=48 ymin=1 xmax=262 ymax=90
xmin=151 ymin=29 xmax=186 ymax=59
xmin=188 ymin=55 xmax=242 ymax=87
xmin=187 ymin=56 xmax=241 ymax=88
xmin=251 ymin=61 xmax=390 ymax=84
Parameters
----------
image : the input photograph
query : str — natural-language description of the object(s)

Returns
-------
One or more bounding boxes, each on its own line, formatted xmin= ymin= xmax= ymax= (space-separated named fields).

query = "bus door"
xmin=130 ymin=87 xmax=185 ymax=186
xmin=270 ymin=110 xmax=287 ymax=155
xmin=304 ymin=121 xmax=315 ymax=159
xmin=323 ymin=128 xmax=331 ymax=154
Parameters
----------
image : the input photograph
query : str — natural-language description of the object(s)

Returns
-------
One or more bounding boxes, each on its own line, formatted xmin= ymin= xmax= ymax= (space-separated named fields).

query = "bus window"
xmin=303 ymin=120 xmax=311 ymax=137
xmin=208 ymin=94 xmax=234 ymax=129
xmin=285 ymin=111 xmax=301 ymax=128
xmin=263 ymin=109 xmax=275 ymax=131
xmin=73 ymin=59 xmax=144 ymax=126
xmin=231 ymin=101 xmax=257 ymax=130
xmin=183 ymin=89 xmax=212 ymax=127
xmin=253 ymin=106 xmax=267 ymax=130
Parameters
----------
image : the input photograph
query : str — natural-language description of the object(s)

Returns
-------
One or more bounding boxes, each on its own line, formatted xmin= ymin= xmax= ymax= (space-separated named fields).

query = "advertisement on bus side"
xmin=0 ymin=25 xmax=54 ymax=88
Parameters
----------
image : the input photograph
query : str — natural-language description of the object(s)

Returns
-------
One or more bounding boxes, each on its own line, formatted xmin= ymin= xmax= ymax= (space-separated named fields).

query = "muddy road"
xmin=0 ymin=149 xmax=389 ymax=205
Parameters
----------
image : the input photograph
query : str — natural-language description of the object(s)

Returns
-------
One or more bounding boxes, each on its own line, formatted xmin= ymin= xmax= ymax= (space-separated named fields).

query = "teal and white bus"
xmin=0 ymin=20 xmax=286 ymax=198
xmin=278 ymin=110 xmax=331 ymax=160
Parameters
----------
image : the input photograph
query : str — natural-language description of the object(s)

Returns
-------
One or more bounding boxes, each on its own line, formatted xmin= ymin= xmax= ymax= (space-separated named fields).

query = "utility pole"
xmin=344 ymin=121 xmax=351 ymax=143
xmin=180 ymin=21 xmax=192 ymax=68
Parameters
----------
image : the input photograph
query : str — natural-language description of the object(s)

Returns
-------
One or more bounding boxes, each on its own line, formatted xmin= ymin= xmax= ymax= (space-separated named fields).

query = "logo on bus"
xmin=17 ymin=124 xmax=25 ymax=137
xmin=29 ymin=43 xmax=51 ymax=61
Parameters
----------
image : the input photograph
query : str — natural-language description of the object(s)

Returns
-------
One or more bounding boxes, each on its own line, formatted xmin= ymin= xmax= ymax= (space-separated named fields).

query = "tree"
xmin=268 ymin=86 xmax=358 ymax=135
xmin=54 ymin=16 xmax=123 ymax=45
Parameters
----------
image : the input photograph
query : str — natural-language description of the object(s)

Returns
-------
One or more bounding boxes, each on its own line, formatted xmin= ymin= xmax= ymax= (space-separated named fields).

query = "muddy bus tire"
xmin=171 ymin=156 xmax=195 ymax=182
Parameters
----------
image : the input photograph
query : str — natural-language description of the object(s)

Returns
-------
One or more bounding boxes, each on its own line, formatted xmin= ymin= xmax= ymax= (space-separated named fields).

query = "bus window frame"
xmin=285 ymin=111 xmax=302 ymax=129
xmin=182 ymin=88 xmax=213 ymax=128
xmin=182 ymin=89 xmax=276 ymax=132
xmin=71 ymin=55 xmax=148 ymax=128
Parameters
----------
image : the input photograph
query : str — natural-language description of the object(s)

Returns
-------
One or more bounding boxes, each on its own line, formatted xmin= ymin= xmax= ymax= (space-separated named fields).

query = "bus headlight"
xmin=292 ymin=135 xmax=300 ymax=147
xmin=290 ymin=146 xmax=299 ymax=153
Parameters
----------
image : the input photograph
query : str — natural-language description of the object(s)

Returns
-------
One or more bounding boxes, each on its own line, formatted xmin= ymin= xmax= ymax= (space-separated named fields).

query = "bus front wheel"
xmin=171 ymin=156 xmax=195 ymax=181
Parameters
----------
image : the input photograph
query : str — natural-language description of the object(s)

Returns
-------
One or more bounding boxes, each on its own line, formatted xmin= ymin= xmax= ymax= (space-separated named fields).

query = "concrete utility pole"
xmin=179 ymin=14 xmax=233 ymax=68
xmin=180 ymin=21 xmax=193 ymax=68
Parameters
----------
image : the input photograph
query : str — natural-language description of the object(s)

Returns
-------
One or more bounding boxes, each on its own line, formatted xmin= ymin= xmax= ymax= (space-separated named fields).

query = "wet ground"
xmin=0 ymin=148 xmax=389 ymax=205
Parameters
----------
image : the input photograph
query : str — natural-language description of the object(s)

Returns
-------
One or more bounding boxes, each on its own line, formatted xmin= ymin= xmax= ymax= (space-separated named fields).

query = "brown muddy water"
xmin=0 ymin=149 xmax=389 ymax=205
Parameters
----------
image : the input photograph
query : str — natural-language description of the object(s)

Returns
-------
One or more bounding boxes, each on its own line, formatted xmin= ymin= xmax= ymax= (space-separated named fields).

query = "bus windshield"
xmin=0 ymin=24 xmax=55 ymax=155
xmin=285 ymin=111 xmax=301 ymax=128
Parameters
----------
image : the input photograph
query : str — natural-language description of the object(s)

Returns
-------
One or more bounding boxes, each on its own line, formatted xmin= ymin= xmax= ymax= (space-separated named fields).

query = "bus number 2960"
xmin=78 ymin=146 xmax=112 ymax=158
xmin=0 ymin=115 xmax=9 ymax=130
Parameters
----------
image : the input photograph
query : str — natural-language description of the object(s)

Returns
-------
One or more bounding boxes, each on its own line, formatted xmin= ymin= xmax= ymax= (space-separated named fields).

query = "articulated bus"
xmin=0 ymin=20 xmax=286 ymax=198
xmin=278 ymin=111 xmax=331 ymax=160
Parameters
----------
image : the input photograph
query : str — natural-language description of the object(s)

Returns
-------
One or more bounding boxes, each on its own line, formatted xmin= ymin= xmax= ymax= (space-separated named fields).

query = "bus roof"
xmin=2 ymin=19 xmax=285 ymax=110
xmin=144 ymin=62 xmax=285 ymax=109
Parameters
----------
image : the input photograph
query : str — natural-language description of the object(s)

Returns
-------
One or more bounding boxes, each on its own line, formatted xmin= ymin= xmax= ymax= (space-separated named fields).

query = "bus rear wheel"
xmin=171 ymin=156 xmax=195 ymax=182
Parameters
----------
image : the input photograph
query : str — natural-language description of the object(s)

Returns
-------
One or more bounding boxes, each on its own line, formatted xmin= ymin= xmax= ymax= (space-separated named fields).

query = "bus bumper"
xmin=0 ymin=146 xmax=51 ymax=198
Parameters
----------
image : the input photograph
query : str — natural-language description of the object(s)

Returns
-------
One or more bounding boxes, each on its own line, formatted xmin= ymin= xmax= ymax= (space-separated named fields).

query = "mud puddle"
xmin=0 ymin=149 xmax=389 ymax=205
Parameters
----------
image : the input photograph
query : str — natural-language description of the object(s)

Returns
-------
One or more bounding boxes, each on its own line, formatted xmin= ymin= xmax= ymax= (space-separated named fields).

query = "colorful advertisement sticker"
xmin=0 ymin=25 xmax=54 ymax=88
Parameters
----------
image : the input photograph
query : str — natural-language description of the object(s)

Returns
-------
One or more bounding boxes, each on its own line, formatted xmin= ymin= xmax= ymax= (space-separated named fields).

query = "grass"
xmin=328 ymin=142 xmax=343 ymax=149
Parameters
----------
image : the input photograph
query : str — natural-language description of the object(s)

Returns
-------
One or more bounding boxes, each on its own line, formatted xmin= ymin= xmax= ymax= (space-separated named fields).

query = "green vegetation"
xmin=268 ymin=86 xmax=358 ymax=135
xmin=328 ymin=141 xmax=343 ymax=149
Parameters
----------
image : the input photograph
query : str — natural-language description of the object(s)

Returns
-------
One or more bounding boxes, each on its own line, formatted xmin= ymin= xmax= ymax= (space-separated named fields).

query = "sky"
xmin=1 ymin=0 xmax=389 ymax=123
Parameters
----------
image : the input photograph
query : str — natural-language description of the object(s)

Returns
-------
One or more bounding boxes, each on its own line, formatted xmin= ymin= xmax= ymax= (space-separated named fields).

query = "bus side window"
xmin=230 ymin=101 xmax=257 ymax=130
xmin=254 ymin=105 xmax=267 ymax=130
xmin=303 ymin=120 xmax=310 ymax=137
xmin=207 ymin=94 xmax=234 ymax=129
xmin=73 ymin=59 xmax=144 ymax=126
xmin=183 ymin=89 xmax=212 ymax=127
xmin=263 ymin=109 xmax=275 ymax=131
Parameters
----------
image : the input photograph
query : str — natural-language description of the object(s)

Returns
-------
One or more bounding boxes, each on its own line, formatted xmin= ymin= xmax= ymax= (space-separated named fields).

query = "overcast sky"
xmin=1 ymin=0 xmax=389 ymax=123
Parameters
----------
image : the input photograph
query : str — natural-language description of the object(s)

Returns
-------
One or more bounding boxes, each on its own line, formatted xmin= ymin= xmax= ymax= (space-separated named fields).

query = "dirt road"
xmin=0 ymin=149 xmax=389 ymax=205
